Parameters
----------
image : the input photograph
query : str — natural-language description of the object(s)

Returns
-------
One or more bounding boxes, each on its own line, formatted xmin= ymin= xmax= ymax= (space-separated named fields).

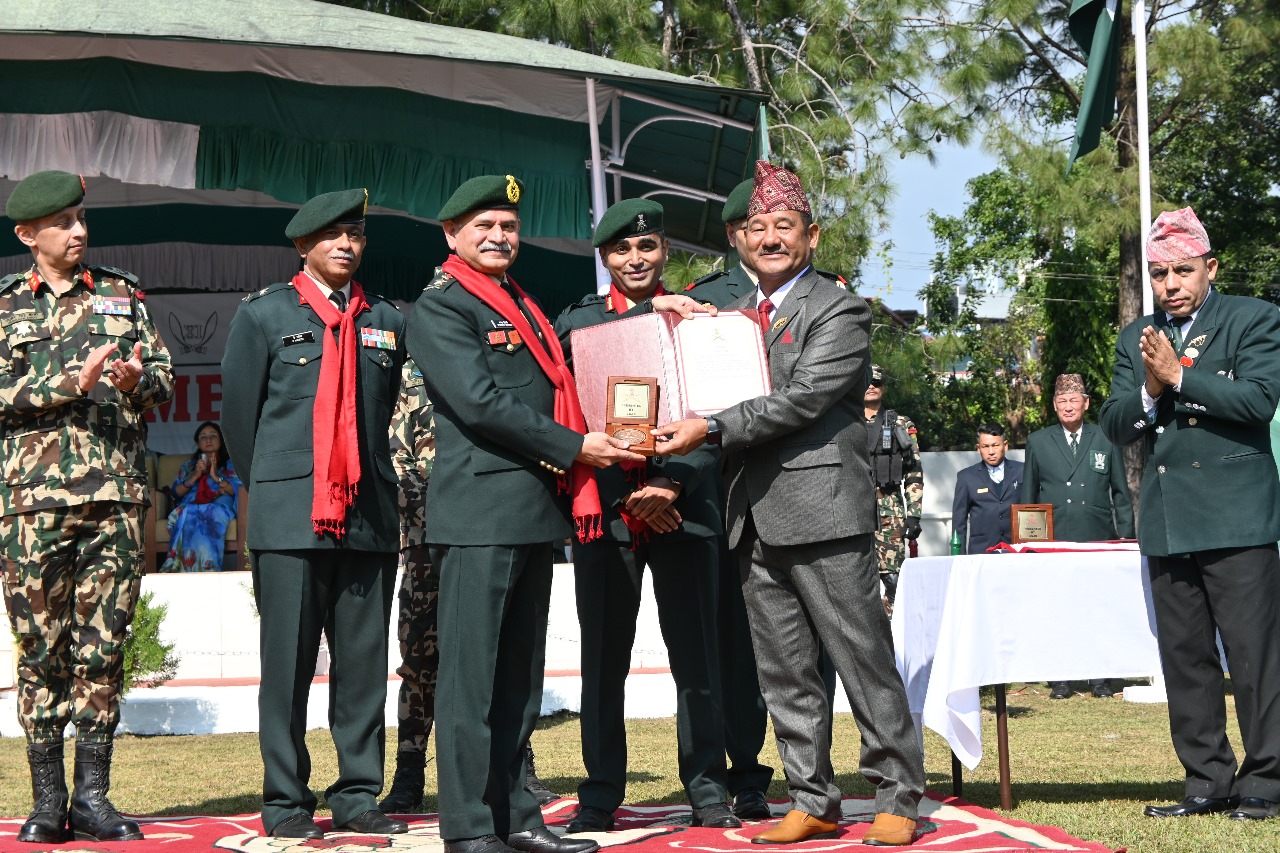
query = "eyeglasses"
xmin=869 ymin=379 xmax=884 ymax=388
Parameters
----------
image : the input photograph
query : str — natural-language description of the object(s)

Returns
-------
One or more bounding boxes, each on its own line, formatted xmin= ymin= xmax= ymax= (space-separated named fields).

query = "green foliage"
xmin=121 ymin=591 xmax=180 ymax=696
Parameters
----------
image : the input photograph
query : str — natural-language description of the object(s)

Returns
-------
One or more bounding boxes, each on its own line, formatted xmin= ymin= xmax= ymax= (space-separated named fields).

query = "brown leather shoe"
xmin=861 ymin=813 xmax=916 ymax=846
xmin=750 ymin=810 xmax=839 ymax=844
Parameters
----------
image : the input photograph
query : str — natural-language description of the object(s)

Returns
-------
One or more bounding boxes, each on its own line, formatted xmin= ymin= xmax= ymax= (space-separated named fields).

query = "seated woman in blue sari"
xmin=160 ymin=421 xmax=243 ymax=572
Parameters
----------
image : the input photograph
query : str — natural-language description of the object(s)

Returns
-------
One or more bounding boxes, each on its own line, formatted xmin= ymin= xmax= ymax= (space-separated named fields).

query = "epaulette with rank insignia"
xmin=423 ymin=271 xmax=455 ymax=292
xmin=89 ymin=264 xmax=140 ymax=285
xmin=242 ymin=282 xmax=293 ymax=303
xmin=565 ymin=293 xmax=607 ymax=311
xmin=686 ymin=269 xmax=728 ymax=291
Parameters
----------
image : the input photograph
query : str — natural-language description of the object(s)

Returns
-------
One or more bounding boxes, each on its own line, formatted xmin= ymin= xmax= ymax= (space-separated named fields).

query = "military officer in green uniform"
xmin=862 ymin=365 xmax=923 ymax=611
xmin=2 ymin=170 xmax=174 ymax=844
xmin=1022 ymin=372 xmax=1134 ymax=699
xmin=379 ymin=357 xmax=438 ymax=814
xmin=221 ymin=189 xmax=408 ymax=839
xmin=554 ymin=199 xmax=741 ymax=833
xmin=407 ymin=177 xmax=709 ymax=853
xmin=682 ymin=179 xmax=775 ymax=820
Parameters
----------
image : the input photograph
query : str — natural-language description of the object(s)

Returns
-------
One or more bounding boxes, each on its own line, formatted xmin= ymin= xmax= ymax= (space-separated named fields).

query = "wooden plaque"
xmin=1011 ymin=504 xmax=1054 ymax=544
xmin=606 ymin=376 xmax=658 ymax=456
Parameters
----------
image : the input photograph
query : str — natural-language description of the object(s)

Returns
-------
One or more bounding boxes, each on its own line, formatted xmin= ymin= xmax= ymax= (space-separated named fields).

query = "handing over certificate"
xmin=570 ymin=310 xmax=772 ymax=433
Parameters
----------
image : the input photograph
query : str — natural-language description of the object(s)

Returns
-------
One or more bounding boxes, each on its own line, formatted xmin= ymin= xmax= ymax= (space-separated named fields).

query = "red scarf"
xmin=441 ymin=255 xmax=603 ymax=543
xmin=292 ymin=273 xmax=368 ymax=539
xmin=607 ymin=281 xmax=668 ymax=545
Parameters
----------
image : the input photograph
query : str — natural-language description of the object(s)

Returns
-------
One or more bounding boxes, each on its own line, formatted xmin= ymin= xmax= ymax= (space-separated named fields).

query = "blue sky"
xmin=860 ymin=142 xmax=997 ymax=312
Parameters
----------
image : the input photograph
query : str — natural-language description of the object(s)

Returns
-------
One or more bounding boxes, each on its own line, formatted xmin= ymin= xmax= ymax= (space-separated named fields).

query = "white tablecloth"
xmin=891 ymin=551 xmax=1162 ymax=769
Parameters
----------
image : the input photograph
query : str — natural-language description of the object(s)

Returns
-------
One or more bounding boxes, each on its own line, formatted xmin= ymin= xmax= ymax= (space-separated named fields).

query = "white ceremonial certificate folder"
xmin=570 ymin=310 xmax=772 ymax=433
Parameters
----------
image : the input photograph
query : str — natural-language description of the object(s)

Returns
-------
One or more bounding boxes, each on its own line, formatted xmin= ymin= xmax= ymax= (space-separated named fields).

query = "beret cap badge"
xmin=506 ymin=175 xmax=521 ymax=204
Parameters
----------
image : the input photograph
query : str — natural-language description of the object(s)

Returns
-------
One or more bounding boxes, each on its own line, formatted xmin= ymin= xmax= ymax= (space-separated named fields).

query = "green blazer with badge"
xmin=406 ymin=267 xmax=584 ymax=546
xmin=220 ymin=282 xmax=405 ymax=552
xmin=1099 ymin=290 xmax=1280 ymax=555
xmin=1020 ymin=422 xmax=1134 ymax=541
xmin=554 ymin=293 xmax=722 ymax=541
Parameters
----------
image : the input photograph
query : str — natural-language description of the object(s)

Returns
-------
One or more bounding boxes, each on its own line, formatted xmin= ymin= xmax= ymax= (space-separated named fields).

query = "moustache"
xmin=480 ymin=241 xmax=512 ymax=253
xmin=332 ymin=251 xmax=356 ymax=261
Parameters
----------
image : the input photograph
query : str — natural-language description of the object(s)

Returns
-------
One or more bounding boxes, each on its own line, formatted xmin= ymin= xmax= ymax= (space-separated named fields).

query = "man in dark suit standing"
xmin=1022 ymin=373 xmax=1134 ymax=699
xmin=406 ymin=176 xmax=707 ymax=853
xmin=951 ymin=422 xmax=1024 ymax=554
xmin=221 ymin=189 xmax=408 ymax=839
xmin=1100 ymin=207 xmax=1280 ymax=821
xmin=657 ymin=161 xmax=925 ymax=847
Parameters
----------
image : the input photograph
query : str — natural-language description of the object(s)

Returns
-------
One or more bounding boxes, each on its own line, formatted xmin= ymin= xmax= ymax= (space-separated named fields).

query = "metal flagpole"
xmin=1133 ymin=1 xmax=1154 ymax=317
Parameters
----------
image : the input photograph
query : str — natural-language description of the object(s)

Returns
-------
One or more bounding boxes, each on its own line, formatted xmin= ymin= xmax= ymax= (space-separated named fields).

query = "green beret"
xmin=721 ymin=178 xmax=754 ymax=224
xmin=592 ymin=199 xmax=664 ymax=248
xmin=6 ymin=170 xmax=86 ymax=222
xmin=438 ymin=174 xmax=524 ymax=222
xmin=285 ymin=188 xmax=368 ymax=240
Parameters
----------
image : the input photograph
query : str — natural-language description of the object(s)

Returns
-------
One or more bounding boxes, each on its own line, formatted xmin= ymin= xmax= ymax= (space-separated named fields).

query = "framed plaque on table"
xmin=1010 ymin=504 xmax=1054 ymax=544
xmin=570 ymin=311 xmax=771 ymax=436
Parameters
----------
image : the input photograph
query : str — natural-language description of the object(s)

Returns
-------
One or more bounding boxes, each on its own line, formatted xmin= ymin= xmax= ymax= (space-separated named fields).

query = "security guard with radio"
xmin=862 ymin=364 xmax=923 ymax=610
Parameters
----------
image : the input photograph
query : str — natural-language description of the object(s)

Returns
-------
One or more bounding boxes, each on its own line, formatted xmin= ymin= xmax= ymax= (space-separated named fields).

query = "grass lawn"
xmin=1 ymin=681 xmax=1275 ymax=851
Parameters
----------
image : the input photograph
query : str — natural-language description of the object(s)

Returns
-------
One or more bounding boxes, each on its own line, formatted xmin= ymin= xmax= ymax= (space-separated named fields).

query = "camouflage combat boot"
xmin=69 ymin=740 xmax=143 ymax=841
xmin=378 ymin=750 xmax=426 ymax=813
xmin=524 ymin=741 xmax=556 ymax=806
xmin=17 ymin=741 xmax=69 ymax=843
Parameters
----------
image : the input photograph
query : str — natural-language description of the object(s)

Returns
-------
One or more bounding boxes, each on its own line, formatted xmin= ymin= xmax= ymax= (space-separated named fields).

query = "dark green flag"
xmin=1067 ymin=0 xmax=1122 ymax=171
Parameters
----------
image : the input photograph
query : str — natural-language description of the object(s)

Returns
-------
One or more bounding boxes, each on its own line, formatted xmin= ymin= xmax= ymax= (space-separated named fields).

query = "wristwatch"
xmin=705 ymin=416 xmax=722 ymax=446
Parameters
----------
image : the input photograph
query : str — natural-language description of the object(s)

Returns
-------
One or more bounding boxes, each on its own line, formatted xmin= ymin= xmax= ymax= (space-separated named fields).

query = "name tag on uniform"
xmin=282 ymin=331 xmax=315 ymax=345
xmin=490 ymin=319 xmax=516 ymax=330
xmin=92 ymin=296 xmax=132 ymax=316
xmin=361 ymin=328 xmax=397 ymax=350
xmin=977 ymin=487 xmax=989 ymax=494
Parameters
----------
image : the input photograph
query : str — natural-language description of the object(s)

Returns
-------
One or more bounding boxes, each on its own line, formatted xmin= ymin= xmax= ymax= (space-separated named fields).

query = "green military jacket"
xmin=220 ymin=281 xmax=405 ymax=552
xmin=1099 ymin=290 xmax=1280 ymax=555
xmin=0 ymin=264 xmax=174 ymax=516
xmin=1020 ymin=422 xmax=1134 ymax=541
xmin=391 ymin=357 xmax=434 ymax=549
xmin=406 ymin=267 xmax=584 ymax=546
xmin=554 ymin=292 xmax=723 ymax=542
xmin=683 ymin=263 xmax=757 ymax=309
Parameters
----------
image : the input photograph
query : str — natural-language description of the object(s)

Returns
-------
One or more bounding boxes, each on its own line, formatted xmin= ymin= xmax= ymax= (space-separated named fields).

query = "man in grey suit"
xmin=656 ymin=161 xmax=924 ymax=847
xmin=951 ymin=422 xmax=1024 ymax=555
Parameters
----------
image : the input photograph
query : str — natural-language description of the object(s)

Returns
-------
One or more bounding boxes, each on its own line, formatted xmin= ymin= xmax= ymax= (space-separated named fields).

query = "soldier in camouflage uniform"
xmin=862 ymin=364 xmax=922 ymax=611
xmin=379 ymin=357 xmax=438 ymax=814
xmin=1 ymin=171 xmax=174 ymax=844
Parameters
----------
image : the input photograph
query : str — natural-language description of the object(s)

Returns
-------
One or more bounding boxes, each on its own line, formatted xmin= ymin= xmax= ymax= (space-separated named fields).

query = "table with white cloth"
xmin=891 ymin=546 xmax=1163 ymax=807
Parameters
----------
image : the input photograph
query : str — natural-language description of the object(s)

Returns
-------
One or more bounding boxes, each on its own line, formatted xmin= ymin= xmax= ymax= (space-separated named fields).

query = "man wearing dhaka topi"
xmin=1100 ymin=207 xmax=1280 ymax=821
xmin=655 ymin=160 xmax=926 ymax=846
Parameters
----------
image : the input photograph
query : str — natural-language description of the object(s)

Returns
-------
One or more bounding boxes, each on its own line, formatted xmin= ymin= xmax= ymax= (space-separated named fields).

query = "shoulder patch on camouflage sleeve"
xmin=0 ymin=272 xmax=24 ymax=294
xmin=90 ymin=264 xmax=140 ymax=285
xmin=242 ymin=282 xmax=293 ymax=303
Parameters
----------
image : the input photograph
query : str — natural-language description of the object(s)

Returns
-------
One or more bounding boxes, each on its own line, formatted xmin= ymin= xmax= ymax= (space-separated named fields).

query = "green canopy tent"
xmin=0 ymin=0 xmax=766 ymax=314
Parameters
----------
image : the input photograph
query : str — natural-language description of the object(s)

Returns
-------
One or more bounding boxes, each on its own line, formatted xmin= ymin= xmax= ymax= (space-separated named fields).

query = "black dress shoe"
xmin=1090 ymin=680 xmax=1114 ymax=698
xmin=732 ymin=789 xmax=773 ymax=820
xmin=507 ymin=825 xmax=601 ymax=853
xmin=1229 ymin=797 xmax=1279 ymax=820
xmin=445 ymin=834 xmax=522 ymax=853
xmin=270 ymin=813 xmax=324 ymax=839
xmin=336 ymin=810 xmax=409 ymax=834
xmin=566 ymin=806 xmax=614 ymax=834
xmin=1049 ymin=682 xmax=1072 ymax=700
xmin=1144 ymin=796 xmax=1239 ymax=818
xmin=692 ymin=802 xmax=742 ymax=828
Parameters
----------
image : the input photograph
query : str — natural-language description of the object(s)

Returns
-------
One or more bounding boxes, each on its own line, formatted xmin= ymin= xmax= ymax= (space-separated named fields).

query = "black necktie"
xmin=329 ymin=290 xmax=347 ymax=313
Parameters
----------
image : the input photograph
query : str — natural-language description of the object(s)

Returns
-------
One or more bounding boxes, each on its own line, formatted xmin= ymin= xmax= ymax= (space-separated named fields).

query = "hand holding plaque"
xmin=606 ymin=376 xmax=659 ymax=456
